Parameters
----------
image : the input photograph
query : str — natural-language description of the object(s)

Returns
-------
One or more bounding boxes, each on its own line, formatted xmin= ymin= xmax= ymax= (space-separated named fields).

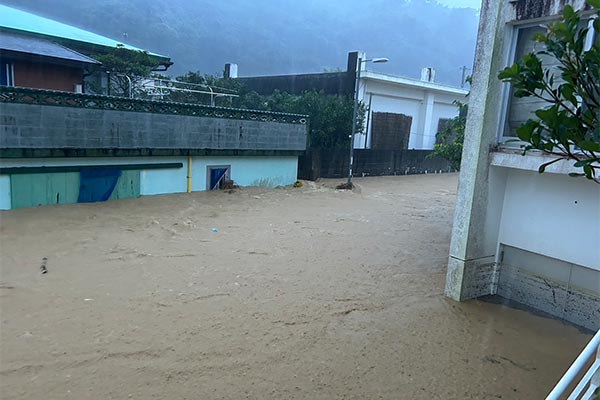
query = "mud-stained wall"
xmin=498 ymin=245 xmax=600 ymax=331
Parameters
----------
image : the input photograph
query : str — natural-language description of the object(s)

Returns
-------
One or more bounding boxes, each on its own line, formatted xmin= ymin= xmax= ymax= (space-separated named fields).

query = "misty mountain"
xmin=3 ymin=0 xmax=479 ymax=85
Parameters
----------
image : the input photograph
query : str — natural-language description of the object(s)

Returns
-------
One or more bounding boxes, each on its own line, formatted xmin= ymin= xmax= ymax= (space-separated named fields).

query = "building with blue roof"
xmin=0 ymin=4 xmax=171 ymax=92
xmin=0 ymin=4 xmax=170 ymax=62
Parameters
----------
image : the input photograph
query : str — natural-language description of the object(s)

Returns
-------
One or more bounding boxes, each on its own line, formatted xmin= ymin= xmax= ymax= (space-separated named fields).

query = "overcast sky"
xmin=436 ymin=0 xmax=481 ymax=9
xmin=7 ymin=0 xmax=481 ymax=83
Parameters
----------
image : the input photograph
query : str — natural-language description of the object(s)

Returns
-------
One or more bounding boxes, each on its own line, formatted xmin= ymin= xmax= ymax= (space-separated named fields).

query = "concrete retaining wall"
xmin=0 ymin=102 xmax=307 ymax=151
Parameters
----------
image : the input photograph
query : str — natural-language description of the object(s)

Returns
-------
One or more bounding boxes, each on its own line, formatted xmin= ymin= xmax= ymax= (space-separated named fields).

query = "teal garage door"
xmin=10 ymin=172 xmax=80 ymax=209
xmin=110 ymin=170 xmax=141 ymax=200
xmin=10 ymin=170 xmax=141 ymax=209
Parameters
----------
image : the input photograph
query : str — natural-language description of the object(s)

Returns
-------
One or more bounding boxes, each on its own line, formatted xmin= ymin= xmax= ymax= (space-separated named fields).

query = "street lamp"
xmin=347 ymin=56 xmax=389 ymax=186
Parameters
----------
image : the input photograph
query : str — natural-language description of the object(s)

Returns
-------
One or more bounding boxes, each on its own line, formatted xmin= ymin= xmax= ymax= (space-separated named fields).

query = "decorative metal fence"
xmin=0 ymin=86 xmax=308 ymax=125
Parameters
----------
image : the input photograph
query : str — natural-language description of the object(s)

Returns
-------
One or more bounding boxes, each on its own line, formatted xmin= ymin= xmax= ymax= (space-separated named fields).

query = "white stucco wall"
xmin=192 ymin=156 xmax=298 ymax=191
xmin=496 ymin=167 xmax=600 ymax=270
xmin=366 ymin=93 xmax=422 ymax=148
xmin=444 ymin=0 xmax=599 ymax=323
xmin=427 ymin=102 xmax=463 ymax=149
xmin=358 ymin=77 xmax=466 ymax=150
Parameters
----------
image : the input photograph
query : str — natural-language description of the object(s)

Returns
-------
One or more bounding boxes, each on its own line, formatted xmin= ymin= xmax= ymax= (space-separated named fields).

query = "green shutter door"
xmin=10 ymin=169 xmax=140 ymax=209
xmin=10 ymin=172 xmax=80 ymax=209
xmin=110 ymin=170 xmax=141 ymax=200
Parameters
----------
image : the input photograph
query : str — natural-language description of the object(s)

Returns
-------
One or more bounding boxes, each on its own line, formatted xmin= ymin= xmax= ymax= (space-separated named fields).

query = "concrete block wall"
xmin=297 ymin=149 xmax=454 ymax=180
xmin=0 ymin=103 xmax=307 ymax=152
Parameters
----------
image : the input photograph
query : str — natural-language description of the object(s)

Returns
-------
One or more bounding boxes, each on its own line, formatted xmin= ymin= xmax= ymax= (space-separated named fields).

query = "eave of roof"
xmin=362 ymin=71 xmax=469 ymax=96
xmin=0 ymin=30 xmax=100 ymax=65
xmin=0 ymin=4 xmax=170 ymax=62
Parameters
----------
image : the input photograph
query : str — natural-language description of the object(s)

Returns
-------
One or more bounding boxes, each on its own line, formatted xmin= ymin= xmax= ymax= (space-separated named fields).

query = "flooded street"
xmin=0 ymin=174 xmax=591 ymax=399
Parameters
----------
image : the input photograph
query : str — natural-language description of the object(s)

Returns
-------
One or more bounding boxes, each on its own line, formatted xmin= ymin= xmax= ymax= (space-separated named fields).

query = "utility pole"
xmin=347 ymin=56 xmax=389 ymax=187
xmin=347 ymin=57 xmax=363 ymax=187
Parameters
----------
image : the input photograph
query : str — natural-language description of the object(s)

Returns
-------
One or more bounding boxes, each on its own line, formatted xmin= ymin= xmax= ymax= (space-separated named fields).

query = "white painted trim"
xmin=363 ymin=91 xmax=423 ymax=103
xmin=362 ymin=71 xmax=468 ymax=96
xmin=490 ymin=151 xmax=581 ymax=175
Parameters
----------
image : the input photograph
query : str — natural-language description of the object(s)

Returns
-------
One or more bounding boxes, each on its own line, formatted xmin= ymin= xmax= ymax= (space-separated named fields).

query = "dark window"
xmin=436 ymin=118 xmax=451 ymax=144
xmin=0 ymin=60 xmax=14 ymax=86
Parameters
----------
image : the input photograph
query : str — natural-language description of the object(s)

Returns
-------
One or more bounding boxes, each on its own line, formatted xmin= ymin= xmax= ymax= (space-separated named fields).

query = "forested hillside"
xmin=3 ymin=0 xmax=479 ymax=85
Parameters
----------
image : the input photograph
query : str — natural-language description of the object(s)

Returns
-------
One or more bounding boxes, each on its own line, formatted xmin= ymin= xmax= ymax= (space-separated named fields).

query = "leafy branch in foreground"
xmin=498 ymin=1 xmax=600 ymax=183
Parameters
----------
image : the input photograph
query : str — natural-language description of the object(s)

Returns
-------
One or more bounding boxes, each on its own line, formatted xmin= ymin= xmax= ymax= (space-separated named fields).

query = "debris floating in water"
xmin=336 ymin=182 xmax=353 ymax=190
xmin=40 ymin=257 xmax=48 ymax=274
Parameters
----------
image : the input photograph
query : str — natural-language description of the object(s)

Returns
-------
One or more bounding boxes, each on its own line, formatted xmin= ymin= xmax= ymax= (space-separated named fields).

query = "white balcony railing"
xmin=546 ymin=329 xmax=600 ymax=400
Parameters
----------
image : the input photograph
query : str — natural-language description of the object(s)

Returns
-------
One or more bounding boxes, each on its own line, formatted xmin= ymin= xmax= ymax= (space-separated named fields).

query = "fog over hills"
xmin=3 ymin=0 xmax=480 ymax=85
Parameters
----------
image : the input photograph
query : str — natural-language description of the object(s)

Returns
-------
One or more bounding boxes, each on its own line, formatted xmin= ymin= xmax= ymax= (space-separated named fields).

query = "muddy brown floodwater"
xmin=0 ymin=174 xmax=592 ymax=399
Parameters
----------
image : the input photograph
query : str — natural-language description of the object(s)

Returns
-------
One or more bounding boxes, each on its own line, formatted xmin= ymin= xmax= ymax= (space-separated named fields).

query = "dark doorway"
xmin=207 ymin=165 xmax=230 ymax=190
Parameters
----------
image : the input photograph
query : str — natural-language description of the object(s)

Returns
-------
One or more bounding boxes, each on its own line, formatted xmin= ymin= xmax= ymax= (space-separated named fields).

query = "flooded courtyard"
xmin=0 ymin=174 xmax=591 ymax=399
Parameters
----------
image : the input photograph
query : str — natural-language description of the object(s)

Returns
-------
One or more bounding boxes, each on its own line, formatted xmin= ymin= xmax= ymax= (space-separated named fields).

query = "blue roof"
xmin=0 ymin=4 xmax=169 ymax=60
xmin=0 ymin=30 xmax=100 ymax=64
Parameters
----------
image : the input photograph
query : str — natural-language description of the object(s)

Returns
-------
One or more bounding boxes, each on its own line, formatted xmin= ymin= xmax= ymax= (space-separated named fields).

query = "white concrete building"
xmin=233 ymin=51 xmax=467 ymax=151
xmin=445 ymin=0 xmax=599 ymax=331
xmin=354 ymin=64 xmax=468 ymax=150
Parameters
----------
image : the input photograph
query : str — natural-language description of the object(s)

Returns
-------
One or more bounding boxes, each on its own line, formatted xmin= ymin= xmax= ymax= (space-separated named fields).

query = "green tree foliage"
xmin=233 ymin=89 xmax=364 ymax=149
xmin=92 ymin=45 xmax=161 ymax=97
xmin=498 ymin=1 xmax=600 ymax=182
xmin=430 ymin=101 xmax=468 ymax=171
xmin=267 ymin=90 xmax=364 ymax=149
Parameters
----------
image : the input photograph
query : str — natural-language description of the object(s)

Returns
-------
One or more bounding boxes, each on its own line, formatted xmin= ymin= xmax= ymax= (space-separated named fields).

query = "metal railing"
xmin=546 ymin=329 xmax=600 ymax=400
xmin=0 ymin=86 xmax=307 ymax=125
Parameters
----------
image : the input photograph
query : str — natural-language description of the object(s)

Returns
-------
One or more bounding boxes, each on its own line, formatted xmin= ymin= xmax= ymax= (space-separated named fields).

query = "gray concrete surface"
xmin=0 ymin=103 xmax=307 ymax=151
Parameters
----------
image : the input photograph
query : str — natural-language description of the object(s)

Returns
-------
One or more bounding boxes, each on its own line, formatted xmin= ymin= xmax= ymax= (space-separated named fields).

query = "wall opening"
xmin=207 ymin=165 xmax=231 ymax=190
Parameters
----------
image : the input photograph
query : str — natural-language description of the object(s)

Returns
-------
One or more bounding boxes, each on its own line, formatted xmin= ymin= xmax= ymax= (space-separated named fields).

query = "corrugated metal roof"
xmin=0 ymin=4 xmax=169 ymax=60
xmin=0 ymin=30 xmax=100 ymax=64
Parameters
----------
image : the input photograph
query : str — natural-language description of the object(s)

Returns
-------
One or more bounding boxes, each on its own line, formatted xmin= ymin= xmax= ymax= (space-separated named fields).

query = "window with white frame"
xmin=500 ymin=15 xmax=597 ymax=142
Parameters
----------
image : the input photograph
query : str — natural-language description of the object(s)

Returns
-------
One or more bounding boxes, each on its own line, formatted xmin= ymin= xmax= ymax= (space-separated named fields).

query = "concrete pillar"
xmin=444 ymin=0 xmax=508 ymax=301
xmin=416 ymin=91 xmax=435 ymax=149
